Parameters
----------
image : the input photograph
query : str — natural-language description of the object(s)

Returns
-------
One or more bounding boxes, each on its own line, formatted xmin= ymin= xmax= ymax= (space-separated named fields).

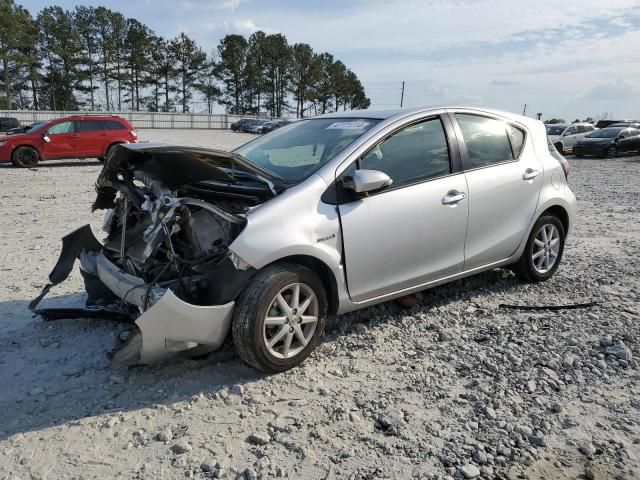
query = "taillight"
xmin=548 ymin=136 xmax=569 ymax=179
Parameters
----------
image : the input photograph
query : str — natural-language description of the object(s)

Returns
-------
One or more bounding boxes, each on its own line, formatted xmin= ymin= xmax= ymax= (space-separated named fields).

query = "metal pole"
xmin=400 ymin=81 xmax=405 ymax=108
xmin=522 ymin=103 xmax=527 ymax=116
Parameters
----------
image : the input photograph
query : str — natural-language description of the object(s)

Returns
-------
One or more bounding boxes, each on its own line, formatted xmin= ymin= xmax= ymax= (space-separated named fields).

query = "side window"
xmin=104 ymin=120 xmax=125 ymax=130
xmin=78 ymin=120 xmax=104 ymax=132
xmin=359 ymin=117 xmax=451 ymax=187
xmin=586 ymin=125 xmax=595 ymax=132
xmin=455 ymin=114 xmax=514 ymax=169
xmin=47 ymin=121 xmax=75 ymax=135
xmin=506 ymin=124 xmax=525 ymax=158
xmin=619 ymin=129 xmax=629 ymax=138
xmin=564 ymin=126 xmax=577 ymax=135
xmin=576 ymin=125 xmax=586 ymax=134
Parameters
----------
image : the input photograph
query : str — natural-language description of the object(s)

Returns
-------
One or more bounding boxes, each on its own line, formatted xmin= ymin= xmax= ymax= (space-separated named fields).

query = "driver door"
xmin=338 ymin=116 xmax=468 ymax=301
xmin=41 ymin=120 xmax=79 ymax=159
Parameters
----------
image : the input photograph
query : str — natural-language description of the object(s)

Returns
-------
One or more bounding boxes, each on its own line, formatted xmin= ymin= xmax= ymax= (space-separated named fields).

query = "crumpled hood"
xmin=97 ymin=143 xmax=278 ymax=190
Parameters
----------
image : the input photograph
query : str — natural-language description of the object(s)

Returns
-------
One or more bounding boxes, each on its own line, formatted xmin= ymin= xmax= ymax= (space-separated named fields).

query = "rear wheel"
xmin=232 ymin=263 xmax=327 ymax=373
xmin=513 ymin=215 xmax=565 ymax=282
xmin=11 ymin=146 xmax=40 ymax=168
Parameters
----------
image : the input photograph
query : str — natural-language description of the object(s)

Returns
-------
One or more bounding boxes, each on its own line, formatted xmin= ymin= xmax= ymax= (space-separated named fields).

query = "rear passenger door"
xmin=76 ymin=119 xmax=107 ymax=157
xmin=451 ymin=111 xmax=542 ymax=270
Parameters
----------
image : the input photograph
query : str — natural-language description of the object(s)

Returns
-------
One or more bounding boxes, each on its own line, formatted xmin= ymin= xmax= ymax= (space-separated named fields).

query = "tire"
xmin=512 ymin=215 xmax=565 ymax=283
xmin=606 ymin=146 xmax=616 ymax=159
xmin=11 ymin=146 xmax=40 ymax=168
xmin=554 ymin=143 xmax=564 ymax=155
xmin=232 ymin=263 xmax=327 ymax=373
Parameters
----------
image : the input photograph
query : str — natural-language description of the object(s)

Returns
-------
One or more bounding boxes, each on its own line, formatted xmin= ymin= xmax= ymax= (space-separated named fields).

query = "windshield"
xmin=25 ymin=121 xmax=48 ymax=134
xmin=545 ymin=125 xmax=566 ymax=136
xmin=234 ymin=117 xmax=381 ymax=182
xmin=586 ymin=128 xmax=621 ymax=138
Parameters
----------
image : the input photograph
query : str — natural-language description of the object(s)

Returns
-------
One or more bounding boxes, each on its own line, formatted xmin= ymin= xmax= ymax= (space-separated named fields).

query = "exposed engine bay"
xmin=30 ymin=144 xmax=283 ymax=363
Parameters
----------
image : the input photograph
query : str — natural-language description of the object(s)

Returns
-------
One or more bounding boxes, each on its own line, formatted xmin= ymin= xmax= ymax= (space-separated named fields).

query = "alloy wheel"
xmin=531 ymin=224 xmax=561 ymax=274
xmin=263 ymin=282 xmax=318 ymax=359
xmin=18 ymin=148 xmax=38 ymax=167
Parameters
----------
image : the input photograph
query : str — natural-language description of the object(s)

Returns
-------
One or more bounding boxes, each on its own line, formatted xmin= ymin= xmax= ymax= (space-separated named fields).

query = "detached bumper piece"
xmin=30 ymin=224 xmax=235 ymax=364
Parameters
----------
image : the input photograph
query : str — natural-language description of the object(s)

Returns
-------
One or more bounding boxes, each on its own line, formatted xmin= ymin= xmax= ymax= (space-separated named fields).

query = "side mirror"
xmin=350 ymin=169 xmax=393 ymax=194
xmin=41 ymin=132 xmax=51 ymax=143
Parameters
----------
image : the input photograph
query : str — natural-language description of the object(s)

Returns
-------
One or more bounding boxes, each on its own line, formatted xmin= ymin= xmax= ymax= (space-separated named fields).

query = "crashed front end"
xmin=31 ymin=144 xmax=277 ymax=364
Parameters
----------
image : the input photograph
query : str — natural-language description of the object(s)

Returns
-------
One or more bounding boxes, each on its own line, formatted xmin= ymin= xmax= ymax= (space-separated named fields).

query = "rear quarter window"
xmin=103 ymin=120 xmax=126 ymax=130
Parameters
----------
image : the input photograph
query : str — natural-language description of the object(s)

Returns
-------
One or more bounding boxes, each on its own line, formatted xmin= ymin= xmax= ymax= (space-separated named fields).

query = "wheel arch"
xmin=540 ymin=204 xmax=569 ymax=234
xmin=12 ymin=144 xmax=41 ymax=160
xmin=268 ymin=254 xmax=340 ymax=316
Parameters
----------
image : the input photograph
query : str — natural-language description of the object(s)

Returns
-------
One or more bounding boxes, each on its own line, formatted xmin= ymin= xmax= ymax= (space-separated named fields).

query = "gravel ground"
xmin=0 ymin=129 xmax=638 ymax=480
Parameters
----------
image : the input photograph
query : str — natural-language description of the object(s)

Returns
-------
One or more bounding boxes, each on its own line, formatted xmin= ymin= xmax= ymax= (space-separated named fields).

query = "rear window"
xmin=77 ymin=120 xmax=105 ymax=132
xmin=103 ymin=120 xmax=126 ymax=130
xmin=455 ymin=114 xmax=522 ymax=169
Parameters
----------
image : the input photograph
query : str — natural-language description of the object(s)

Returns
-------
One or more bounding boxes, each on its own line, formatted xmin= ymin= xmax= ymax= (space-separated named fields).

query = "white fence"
xmin=0 ymin=110 xmax=272 ymax=129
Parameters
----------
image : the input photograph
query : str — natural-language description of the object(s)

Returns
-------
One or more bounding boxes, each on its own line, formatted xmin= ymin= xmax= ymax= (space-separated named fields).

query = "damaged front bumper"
xmin=31 ymin=225 xmax=236 ymax=364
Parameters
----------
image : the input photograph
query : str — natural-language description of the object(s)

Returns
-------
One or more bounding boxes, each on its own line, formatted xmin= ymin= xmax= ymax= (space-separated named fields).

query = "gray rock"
xmin=472 ymin=449 xmax=488 ymax=464
xmin=459 ymin=464 xmax=481 ymax=479
xmin=246 ymin=432 xmax=271 ymax=446
xmin=156 ymin=428 xmax=173 ymax=442
xmin=171 ymin=440 xmax=192 ymax=454
xmin=606 ymin=342 xmax=633 ymax=362
xmin=200 ymin=459 xmax=218 ymax=472
xmin=242 ymin=468 xmax=258 ymax=480
xmin=579 ymin=443 xmax=597 ymax=456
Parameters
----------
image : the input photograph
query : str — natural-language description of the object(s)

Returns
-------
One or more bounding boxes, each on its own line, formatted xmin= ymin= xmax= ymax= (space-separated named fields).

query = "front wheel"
xmin=232 ymin=263 xmax=327 ymax=373
xmin=512 ymin=215 xmax=565 ymax=282
xmin=606 ymin=146 xmax=616 ymax=158
xmin=12 ymin=146 xmax=40 ymax=168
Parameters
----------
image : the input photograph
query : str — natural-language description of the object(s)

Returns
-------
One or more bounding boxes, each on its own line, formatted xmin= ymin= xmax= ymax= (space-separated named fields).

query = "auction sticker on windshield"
xmin=326 ymin=121 xmax=370 ymax=129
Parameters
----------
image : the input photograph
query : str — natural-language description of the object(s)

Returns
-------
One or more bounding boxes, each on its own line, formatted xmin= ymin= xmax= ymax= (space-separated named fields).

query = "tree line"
xmin=0 ymin=0 xmax=370 ymax=117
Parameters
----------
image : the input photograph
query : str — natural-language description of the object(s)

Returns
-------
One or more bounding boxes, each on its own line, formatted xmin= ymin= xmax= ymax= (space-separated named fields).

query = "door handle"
xmin=442 ymin=191 xmax=466 ymax=205
xmin=522 ymin=168 xmax=540 ymax=180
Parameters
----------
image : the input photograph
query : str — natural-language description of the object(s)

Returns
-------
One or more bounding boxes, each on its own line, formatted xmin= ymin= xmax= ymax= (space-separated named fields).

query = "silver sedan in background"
xmin=33 ymin=107 xmax=576 ymax=373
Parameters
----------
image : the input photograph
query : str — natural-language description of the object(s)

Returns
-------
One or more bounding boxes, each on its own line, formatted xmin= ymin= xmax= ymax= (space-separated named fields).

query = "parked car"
xmin=31 ymin=107 xmax=575 ymax=373
xmin=607 ymin=122 xmax=640 ymax=129
xmin=573 ymin=127 xmax=640 ymax=158
xmin=594 ymin=119 xmax=636 ymax=129
xmin=259 ymin=119 xmax=292 ymax=134
xmin=0 ymin=116 xmax=20 ymax=133
xmin=247 ymin=119 xmax=270 ymax=134
xmin=230 ymin=118 xmax=254 ymax=132
xmin=5 ymin=124 xmax=33 ymax=135
xmin=546 ymin=123 xmax=596 ymax=154
xmin=0 ymin=116 xmax=137 ymax=167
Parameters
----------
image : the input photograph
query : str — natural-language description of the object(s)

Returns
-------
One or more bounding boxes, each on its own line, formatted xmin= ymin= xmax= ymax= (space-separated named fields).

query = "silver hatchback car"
xmin=32 ymin=107 xmax=576 ymax=372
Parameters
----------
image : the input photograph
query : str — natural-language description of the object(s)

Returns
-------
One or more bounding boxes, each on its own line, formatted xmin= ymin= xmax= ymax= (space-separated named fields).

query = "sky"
xmin=20 ymin=0 xmax=640 ymax=120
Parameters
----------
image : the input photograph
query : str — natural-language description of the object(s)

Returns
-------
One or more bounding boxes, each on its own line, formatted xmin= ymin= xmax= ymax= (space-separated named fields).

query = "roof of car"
xmin=315 ymin=106 xmax=545 ymax=126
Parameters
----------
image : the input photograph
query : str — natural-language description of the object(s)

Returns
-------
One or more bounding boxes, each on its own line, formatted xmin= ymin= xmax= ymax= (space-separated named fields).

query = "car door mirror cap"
xmin=350 ymin=169 xmax=393 ymax=194
xmin=41 ymin=132 xmax=51 ymax=143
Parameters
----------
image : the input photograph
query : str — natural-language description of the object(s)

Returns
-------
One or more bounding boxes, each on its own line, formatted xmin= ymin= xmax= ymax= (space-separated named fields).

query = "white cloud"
xmin=584 ymin=79 xmax=639 ymax=100
xmin=229 ymin=18 xmax=276 ymax=35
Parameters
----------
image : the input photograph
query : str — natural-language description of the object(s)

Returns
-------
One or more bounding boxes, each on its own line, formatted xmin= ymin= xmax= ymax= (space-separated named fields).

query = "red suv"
xmin=0 ymin=115 xmax=137 ymax=167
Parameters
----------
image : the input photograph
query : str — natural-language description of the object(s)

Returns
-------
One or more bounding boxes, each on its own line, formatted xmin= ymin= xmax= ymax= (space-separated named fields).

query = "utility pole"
xmin=400 ymin=81 xmax=405 ymax=108
xmin=522 ymin=103 xmax=527 ymax=116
